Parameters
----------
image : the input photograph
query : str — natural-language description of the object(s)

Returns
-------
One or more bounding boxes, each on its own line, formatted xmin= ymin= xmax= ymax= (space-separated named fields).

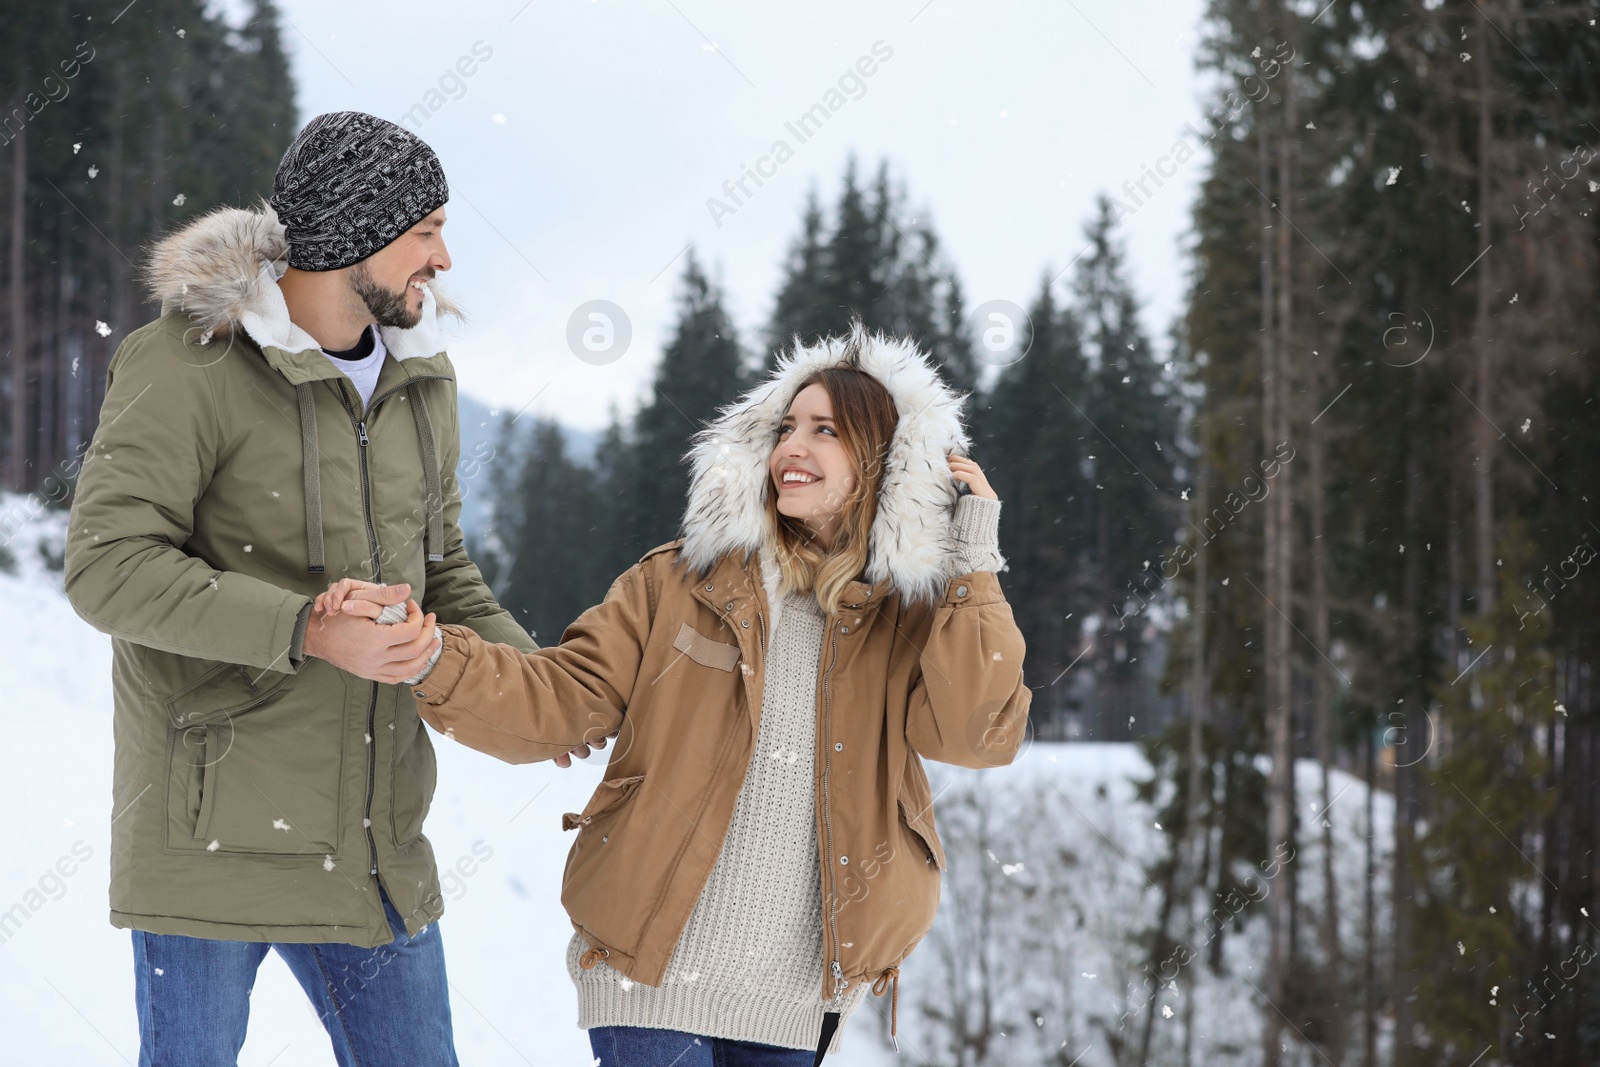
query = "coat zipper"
xmin=335 ymin=382 xmax=383 ymax=879
xmin=820 ymin=618 xmax=846 ymax=1004
xmin=329 ymin=372 xmax=452 ymax=882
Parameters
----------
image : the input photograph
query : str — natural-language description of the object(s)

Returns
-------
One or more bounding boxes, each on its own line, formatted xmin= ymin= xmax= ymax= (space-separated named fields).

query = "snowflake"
xmin=172 ymin=193 xmax=186 ymax=206
xmin=87 ymin=165 xmax=99 ymax=179
xmin=95 ymin=321 xmax=112 ymax=337
xmin=272 ymin=818 xmax=290 ymax=831
xmin=323 ymin=855 xmax=335 ymax=871
xmin=1385 ymin=166 xmax=1401 ymax=186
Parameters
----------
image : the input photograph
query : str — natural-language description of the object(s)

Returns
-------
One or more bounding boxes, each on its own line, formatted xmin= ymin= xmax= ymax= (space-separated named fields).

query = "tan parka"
xmin=409 ymin=324 xmax=1031 ymax=1022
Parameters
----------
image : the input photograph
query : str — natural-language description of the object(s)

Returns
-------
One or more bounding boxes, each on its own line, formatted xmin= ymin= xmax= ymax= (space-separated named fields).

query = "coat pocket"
xmin=671 ymin=622 xmax=741 ymax=672
xmin=563 ymin=774 xmax=646 ymax=832
xmin=898 ymin=796 xmax=949 ymax=872
xmin=163 ymin=660 xmax=346 ymax=856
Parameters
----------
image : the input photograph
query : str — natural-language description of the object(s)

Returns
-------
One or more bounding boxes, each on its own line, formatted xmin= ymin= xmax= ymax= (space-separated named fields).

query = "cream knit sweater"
xmin=569 ymin=495 xmax=1005 ymax=1052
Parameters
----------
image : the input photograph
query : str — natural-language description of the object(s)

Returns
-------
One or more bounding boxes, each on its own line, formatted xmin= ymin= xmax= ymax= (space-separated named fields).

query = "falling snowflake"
xmin=1457 ymin=940 xmax=1465 ymax=955
xmin=272 ymin=818 xmax=290 ymax=831
xmin=72 ymin=142 xmax=82 ymax=154
xmin=95 ymin=320 xmax=112 ymax=337
xmin=1180 ymin=489 xmax=1189 ymax=500
xmin=1460 ymin=52 xmax=1472 ymax=61
xmin=1305 ymin=121 xmax=1316 ymax=129
xmin=177 ymin=28 xmax=186 ymax=37
xmin=87 ymin=165 xmax=99 ymax=178
xmin=1082 ymin=972 xmax=1097 ymax=979
xmin=243 ymin=544 xmax=252 ymax=552
xmin=1461 ymin=200 xmax=1472 ymax=213
xmin=1001 ymin=862 xmax=1025 ymax=876
xmin=1385 ymin=166 xmax=1401 ymax=186
xmin=1520 ymin=417 xmax=1531 ymax=433
xmin=173 ymin=193 xmax=186 ymax=206
xmin=1589 ymin=180 xmax=1600 ymax=192
xmin=206 ymin=839 xmax=220 ymax=851
xmin=1162 ymin=1005 xmax=1174 ymax=1019
xmin=1509 ymin=292 xmax=1519 ymax=304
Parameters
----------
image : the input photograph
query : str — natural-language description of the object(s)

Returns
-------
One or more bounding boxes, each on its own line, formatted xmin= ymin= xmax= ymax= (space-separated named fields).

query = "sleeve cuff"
xmin=411 ymin=626 xmax=472 ymax=704
xmin=952 ymin=495 xmax=1005 ymax=574
xmin=403 ymin=625 xmax=446 ymax=686
xmin=288 ymin=601 xmax=313 ymax=669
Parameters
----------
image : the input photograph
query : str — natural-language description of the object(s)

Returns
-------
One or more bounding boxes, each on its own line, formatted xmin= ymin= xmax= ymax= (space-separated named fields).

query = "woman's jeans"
xmin=131 ymin=889 xmax=458 ymax=1067
xmin=589 ymin=1024 xmax=817 ymax=1066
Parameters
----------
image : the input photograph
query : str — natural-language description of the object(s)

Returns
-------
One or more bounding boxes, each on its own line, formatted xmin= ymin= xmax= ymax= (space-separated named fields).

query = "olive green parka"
xmin=64 ymin=205 xmax=535 ymax=946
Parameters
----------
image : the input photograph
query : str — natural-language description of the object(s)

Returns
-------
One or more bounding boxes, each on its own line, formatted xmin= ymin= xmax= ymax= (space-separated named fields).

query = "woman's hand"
xmin=948 ymin=454 xmax=998 ymax=500
xmin=316 ymin=577 xmax=618 ymax=767
xmin=314 ymin=578 xmax=406 ymax=619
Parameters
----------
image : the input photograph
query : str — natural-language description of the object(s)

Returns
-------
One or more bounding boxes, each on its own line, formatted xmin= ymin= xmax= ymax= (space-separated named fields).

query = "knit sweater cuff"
xmin=952 ymin=494 xmax=1004 ymax=574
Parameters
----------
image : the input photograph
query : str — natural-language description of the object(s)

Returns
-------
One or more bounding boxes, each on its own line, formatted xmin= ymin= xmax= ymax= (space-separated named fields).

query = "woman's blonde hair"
xmin=765 ymin=353 xmax=900 ymax=617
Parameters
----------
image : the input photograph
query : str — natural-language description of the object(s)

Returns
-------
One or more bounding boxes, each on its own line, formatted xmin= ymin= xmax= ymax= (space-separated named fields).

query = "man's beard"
xmin=349 ymin=262 xmax=423 ymax=329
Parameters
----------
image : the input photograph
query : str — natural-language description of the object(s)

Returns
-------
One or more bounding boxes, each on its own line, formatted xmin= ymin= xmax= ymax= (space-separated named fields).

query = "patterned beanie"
xmin=270 ymin=111 xmax=448 ymax=272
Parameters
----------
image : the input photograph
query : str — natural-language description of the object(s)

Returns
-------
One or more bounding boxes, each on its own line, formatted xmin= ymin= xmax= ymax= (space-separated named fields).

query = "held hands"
xmin=303 ymin=580 xmax=440 ymax=685
xmin=312 ymin=578 xmax=616 ymax=767
xmin=948 ymin=454 xmax=997 ymax=500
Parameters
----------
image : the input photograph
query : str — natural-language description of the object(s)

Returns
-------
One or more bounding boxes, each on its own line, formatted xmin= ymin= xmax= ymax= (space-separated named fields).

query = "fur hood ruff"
xmin=681 ymin=321 xmax=974 ymax=612
xmin=142 ymin=202 xmax=456 ymax=361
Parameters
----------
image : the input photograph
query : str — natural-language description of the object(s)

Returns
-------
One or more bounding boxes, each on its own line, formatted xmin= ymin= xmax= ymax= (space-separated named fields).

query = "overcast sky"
xmin=273 ymin=0 xmax=1211 ymax=431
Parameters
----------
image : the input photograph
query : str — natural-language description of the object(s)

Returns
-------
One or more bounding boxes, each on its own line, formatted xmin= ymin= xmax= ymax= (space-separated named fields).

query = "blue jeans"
xmin=589 ymin=1025 xmax=816 ymax=1067
xmin=132 ymin=890 xmax=458 ymax=1067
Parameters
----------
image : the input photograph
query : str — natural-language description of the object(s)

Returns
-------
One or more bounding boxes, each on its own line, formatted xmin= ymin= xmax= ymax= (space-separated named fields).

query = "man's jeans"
xmin=132 ymin=889 xmax=458 ymax=1067
xmin=589 ymin=1025 xmax=816 ymax=1067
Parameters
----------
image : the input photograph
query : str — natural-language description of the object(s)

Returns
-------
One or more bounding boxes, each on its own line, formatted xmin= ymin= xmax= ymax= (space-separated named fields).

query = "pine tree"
xmin=970 ymin=275 xmax=1092 ymax=736
xmin=614 ymin=247 xmax=746 ymax=561
xmin=1074 ymin=195 xmax=1179 ymax=741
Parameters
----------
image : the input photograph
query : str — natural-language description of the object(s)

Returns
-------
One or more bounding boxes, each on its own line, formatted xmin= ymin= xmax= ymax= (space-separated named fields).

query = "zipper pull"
xmin=357 ymin=420 xmax=370 ymax=448
xmin=831 ymin=959 xmax=847 ymax=1001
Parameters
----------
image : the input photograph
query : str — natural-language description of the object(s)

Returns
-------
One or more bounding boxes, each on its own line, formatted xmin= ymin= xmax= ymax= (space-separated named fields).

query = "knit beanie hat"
xmin=270 ymin=111 xmax=448 ymax=272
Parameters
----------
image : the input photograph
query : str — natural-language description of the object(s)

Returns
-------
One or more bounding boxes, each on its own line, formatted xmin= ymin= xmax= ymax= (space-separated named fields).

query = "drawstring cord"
xmin=871 ymin=966 xmax=900 ymax=1038
xmin=297 ymin=384 xmax=325 ymax=574
xmin=406 ymin=384 xmax=446 ymax=563
xmin=578 ymin=945 xmax=610 ymax=969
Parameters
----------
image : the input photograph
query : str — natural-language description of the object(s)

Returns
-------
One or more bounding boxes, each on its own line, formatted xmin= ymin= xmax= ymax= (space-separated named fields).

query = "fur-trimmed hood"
xmin=142 ymin=201 xmax=456 ymax=360
xmin=679 ymin=321 xmax=974 ymax=610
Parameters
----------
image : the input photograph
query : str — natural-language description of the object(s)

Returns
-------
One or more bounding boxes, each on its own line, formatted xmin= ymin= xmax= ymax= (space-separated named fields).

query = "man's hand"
xmin=315 ymin=578 xmax=619 ymax=765
xmin=303 ymin=591 xmax=440 ymax=684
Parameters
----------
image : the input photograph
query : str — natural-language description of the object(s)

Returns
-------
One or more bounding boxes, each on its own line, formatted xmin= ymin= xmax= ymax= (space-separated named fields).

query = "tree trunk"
xmin=1262 ymin=33 xmax=1297 ymax=1067
xmin=8 ymin=115 xmax=26 ymax=492
xmin=1311 ymin=356 xmax=1342 ymax=1065
xmin=1472 ymin=4 xmax=1494 ymax=614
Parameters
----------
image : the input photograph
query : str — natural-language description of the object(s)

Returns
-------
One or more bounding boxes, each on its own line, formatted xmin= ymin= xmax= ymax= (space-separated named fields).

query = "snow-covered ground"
xmin=0 ymin=495 xmax=1393 ymax=1065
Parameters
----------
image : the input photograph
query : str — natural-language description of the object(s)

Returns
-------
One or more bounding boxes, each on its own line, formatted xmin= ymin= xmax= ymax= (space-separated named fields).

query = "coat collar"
xmin=144 ymin=202 xmax=457 ymax=366
xmin=678 ymin=320 xmax=973 ymax=609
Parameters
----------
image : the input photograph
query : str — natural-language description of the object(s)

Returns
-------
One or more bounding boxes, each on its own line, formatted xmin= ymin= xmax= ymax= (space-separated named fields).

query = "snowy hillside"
xmin=0 ymin=495 xmax=1392 ymax=1065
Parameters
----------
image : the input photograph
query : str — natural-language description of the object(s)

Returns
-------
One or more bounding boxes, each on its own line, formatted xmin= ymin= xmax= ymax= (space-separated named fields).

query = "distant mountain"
xmin=455 ymin=393 xmax=600 ymax=539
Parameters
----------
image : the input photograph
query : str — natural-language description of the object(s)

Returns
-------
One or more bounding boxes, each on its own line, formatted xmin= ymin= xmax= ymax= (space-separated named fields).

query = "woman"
xmin=318 ymin=321 xmax=1031 ymax=1065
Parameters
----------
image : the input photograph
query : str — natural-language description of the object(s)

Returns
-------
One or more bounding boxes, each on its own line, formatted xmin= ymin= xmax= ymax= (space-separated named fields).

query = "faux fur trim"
xmin=681 ymin=321 xmax=973 ymax=608
xmin=142 ymin=202 xmax=458 ymax=359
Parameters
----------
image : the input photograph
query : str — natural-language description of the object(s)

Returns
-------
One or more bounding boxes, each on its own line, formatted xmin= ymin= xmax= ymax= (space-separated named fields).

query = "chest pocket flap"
xmin=672 ymin=622 xmax=741 ymax=672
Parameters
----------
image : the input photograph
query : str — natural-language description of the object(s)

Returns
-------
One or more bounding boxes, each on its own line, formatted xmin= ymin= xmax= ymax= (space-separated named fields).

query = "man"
xmin=65 ymin=111 xmax=590 ymax=1066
